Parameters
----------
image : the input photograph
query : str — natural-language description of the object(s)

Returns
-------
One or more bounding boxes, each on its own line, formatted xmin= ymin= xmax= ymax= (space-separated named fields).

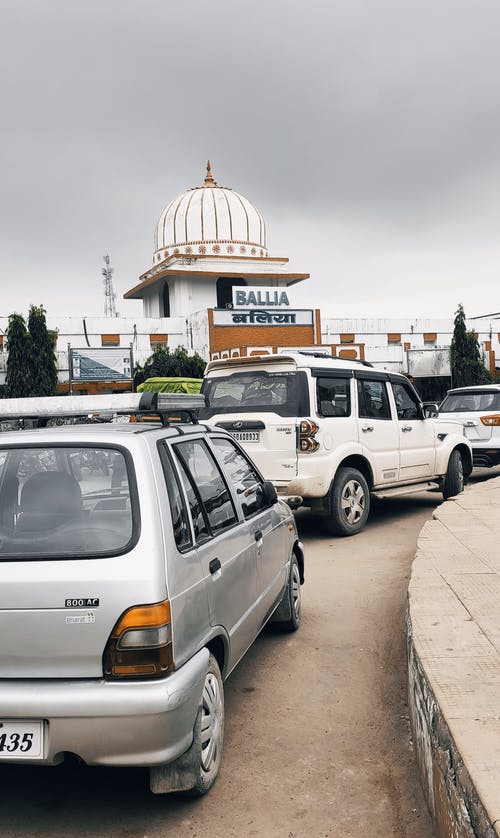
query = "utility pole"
xmin=102 ymin=254 xmax=118 ymax=317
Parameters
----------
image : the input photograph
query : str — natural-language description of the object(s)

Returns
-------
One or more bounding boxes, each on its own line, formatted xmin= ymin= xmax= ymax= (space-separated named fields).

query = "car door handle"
xmin=401 ymin=426 xmax=412 ymax=432
xmin=361 ymin=425 xmax=374 ymax=432
xmin=209 ymin=558 xmax=221 ymax=574
xmin=254 ymin=530 xmax=263 ymax=542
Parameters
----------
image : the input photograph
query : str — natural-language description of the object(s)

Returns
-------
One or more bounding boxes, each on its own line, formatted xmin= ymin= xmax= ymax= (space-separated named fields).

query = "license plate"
xmin=0 ymin=721 xmax=44 ymax=759
xmin=230 ymin=431 xmax=260 ymax=443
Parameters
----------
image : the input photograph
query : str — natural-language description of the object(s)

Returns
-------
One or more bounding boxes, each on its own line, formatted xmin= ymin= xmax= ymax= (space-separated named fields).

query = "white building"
xmin=1 ymin=163 xmax=498 ymax=397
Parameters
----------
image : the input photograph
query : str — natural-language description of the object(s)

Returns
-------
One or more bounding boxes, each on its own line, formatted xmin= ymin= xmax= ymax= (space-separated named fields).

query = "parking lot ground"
xmin=0 ymin=487 xmax=451 ymax=838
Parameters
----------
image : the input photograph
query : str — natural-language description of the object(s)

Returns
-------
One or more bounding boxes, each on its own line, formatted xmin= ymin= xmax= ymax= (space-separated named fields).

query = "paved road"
xmin=3 ymin=473 xmax=497 ymax=838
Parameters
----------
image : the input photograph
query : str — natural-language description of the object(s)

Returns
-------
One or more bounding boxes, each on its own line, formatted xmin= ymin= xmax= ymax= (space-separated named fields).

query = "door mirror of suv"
xmin=260 ymin=480 xmax=278 ymax=507
xmin=423 ymin=403 xmax=439 ymax=418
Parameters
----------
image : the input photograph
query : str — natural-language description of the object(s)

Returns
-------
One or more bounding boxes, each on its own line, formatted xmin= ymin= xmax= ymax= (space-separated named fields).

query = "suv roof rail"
xmin=0 ymin=393 xmax=207 ymax=428
xmin=295 ymin=350 xmax=373 ymax=368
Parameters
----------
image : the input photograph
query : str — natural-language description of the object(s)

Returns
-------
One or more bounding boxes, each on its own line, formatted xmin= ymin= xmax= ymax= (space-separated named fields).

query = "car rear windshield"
xmin=0 ymin=445 xmax=136 ymax=560
xmin=200 ymin=370 xmax=309 ymax=418
xmin=439 ymin=391 xmax=500 ymax=413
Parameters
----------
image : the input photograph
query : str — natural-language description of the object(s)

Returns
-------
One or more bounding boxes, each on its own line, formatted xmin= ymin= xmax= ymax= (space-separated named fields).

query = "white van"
xmin=201 ymin=352 xmax=473 ymax=535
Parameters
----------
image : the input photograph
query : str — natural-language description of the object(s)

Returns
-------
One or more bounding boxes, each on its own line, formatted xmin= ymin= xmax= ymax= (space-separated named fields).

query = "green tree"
xmin=5 ymin=313 xmax=32 ymax=397
xmin=27 ymin=305 xmax=58 ymax=396
xmin=450 ymin=303 xmax=492 ymax=387
xmin=133 ymin=345 xmax=206 ymax=389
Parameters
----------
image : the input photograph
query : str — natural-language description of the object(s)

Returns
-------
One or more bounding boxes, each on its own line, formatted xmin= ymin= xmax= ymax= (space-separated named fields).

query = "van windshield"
xmin=0 ymin=445 xmax=136 ymax=559
xmin=201 ymin=370 xmax=309 ymax=418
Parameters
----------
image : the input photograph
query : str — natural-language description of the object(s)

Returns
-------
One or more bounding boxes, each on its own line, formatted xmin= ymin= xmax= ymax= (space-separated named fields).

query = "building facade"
xmin=1 ymin=163 xmax=499 ymax=395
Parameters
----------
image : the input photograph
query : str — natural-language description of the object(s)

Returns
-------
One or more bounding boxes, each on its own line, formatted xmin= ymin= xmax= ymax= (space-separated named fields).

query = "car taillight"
xmin=298 ymin=419 xmax=319 ymax=452
xmin=480 ymin=415 xmax=500 ymax=426
xmin=103 ymin=600 xmax=173 ymax=680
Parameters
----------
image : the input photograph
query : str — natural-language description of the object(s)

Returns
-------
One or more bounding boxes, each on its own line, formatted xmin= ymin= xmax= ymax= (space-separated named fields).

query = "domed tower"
xmin=124 ymin=162 xmax=309 ymax=329
xmin=154 ymin=161 xmax=268 ymax=262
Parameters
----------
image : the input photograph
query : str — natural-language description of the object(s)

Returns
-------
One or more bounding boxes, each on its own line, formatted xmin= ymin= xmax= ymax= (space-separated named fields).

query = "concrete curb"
xmin=407 ymin=476 xmax=500 ymax=838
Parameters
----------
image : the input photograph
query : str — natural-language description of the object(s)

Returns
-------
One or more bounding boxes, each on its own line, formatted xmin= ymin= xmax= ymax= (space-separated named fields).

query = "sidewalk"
xmin=407 ymin=476 xmax=500 ymax=838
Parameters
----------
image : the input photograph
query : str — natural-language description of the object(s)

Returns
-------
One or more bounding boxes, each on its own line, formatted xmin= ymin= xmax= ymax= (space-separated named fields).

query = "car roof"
xmin=206 ymin=352 xmax=373 ymax=373
xmin=445 ymin=384 xmax=500 ymax=395
xmin=0 ymin=421 xmax=220 ymax=446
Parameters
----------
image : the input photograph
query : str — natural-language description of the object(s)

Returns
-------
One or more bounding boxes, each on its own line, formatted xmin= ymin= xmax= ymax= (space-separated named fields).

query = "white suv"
xmin=201 ymin=352 xmax=473 ymax=536
xmin=436 ymin=384 xmax=500 ymax=468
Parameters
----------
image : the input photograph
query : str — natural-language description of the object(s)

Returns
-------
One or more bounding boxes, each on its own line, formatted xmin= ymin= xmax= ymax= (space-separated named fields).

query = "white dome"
xmin=154 ymin=162 xmax=268 ymax=263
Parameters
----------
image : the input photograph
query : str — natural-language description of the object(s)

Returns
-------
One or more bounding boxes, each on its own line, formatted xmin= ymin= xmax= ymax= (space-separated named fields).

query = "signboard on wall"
xmin=213 ymin=309 xmax=314 ymax=326
xmin=406 ymin=348 xmax=451 ymax=377
xmin=70 ymin=347 xmax=133 ymax=382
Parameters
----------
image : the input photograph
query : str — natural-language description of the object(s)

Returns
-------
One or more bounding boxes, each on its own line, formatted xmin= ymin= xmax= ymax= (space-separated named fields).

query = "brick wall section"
xmin=211 ymin=324 xmax=315 ymax=351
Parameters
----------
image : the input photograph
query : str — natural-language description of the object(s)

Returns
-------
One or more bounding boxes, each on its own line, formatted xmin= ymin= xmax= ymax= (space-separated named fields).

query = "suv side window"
xmin=392 ymin=382 xmax=421 ymax=420
xmin=158 ymin=445 xmax=192 ymax=551
xmin=211 ymin=436 xmax=264 ymax=519
xmin=357 ymin=379 xmax=391 ymax=420
xmin=174 ymin=439 xmax=237 ymax=536
xmin=317 ymin=377 xmax=351 ymax=417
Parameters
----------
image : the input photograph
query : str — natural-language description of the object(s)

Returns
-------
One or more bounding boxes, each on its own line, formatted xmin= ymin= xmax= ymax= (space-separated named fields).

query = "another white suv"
xmin=436 ymin=384 xmax=500 ymax=468
xmin=201 ymin=352 xmax=473 ymax=536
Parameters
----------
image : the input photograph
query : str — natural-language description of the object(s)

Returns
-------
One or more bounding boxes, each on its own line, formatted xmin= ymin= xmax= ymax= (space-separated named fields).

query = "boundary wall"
xmin=408 ymin=477 xmax=500 ymax=837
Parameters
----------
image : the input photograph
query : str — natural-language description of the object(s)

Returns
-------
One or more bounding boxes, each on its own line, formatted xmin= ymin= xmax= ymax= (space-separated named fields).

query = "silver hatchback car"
xmin=0 ymin=393 xmax=304 ymax=795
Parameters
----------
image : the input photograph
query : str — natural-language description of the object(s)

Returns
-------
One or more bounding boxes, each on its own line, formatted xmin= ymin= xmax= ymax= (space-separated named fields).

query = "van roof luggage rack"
xmin=0 ymin=393 xmax=207 ymax=428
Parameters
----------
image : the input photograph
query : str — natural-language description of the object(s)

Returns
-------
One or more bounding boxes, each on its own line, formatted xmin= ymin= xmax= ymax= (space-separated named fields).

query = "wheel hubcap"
xmin=291 ymin=562 xmax=301 ymax=619
xmin=457 ymin=457 xmax=464 ymax=491
xmin=200 ymin=672 xmax=223 ymax=772
xmin=341 ymin=480 xmax=366 ymax=525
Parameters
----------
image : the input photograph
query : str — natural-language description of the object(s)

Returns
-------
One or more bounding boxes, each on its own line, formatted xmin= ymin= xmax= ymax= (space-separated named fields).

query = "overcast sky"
xmin=2 ymin=0 xmax=500 ymax=324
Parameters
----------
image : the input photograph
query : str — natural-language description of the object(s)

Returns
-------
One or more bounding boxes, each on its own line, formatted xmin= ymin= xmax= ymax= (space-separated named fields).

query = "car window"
xmin=201 ymin=370 xmax=310 ymax=418
xmin=316 ymin=377 xmax=351 ymax=417
xmin=392 ymin=382 xmax=421 ymax=420
xmin=174 ymin=455 xmax=210 ymax=544
xmin=0 ymin=445 xmax=136 ymax=559
xmin=439 ymin=391 xmax=500 ymax=412
xmin=211 ymin=436 xmax=264 ymax=519
xmin=174 ymin=439 xmax=237 ymax=536
xmin=357 ymin=380 xmax=391 ymax=420
xmin=158 ymin=445 xmax=192 ymax=551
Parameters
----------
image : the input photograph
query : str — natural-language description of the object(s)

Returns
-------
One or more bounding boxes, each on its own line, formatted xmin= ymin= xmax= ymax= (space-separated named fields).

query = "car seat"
xmin=17 ymin=471 xmax=83 ymax=533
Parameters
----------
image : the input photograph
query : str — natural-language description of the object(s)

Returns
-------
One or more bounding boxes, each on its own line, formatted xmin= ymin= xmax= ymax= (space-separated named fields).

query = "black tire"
xmin=443 ymin=449 xmax=464 ymax=500
xmin=325 ymin=467 xmax=370 ymax=536
xmin=272 ymin=553 xmax=302 ymax=632
xmin=186 ymin=654 xmax=225 ymax=796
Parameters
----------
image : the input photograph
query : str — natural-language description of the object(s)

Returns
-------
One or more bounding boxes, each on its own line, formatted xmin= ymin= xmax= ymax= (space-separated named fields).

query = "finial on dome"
xmin=203 ymin=160 xmax=216 ymax=187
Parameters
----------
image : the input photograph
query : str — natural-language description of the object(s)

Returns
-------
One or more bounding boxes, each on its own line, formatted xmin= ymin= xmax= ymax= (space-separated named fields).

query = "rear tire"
xmin=443 ymin=449 xmax=464 ymax=500
xmin=185 ymin=654 xmax=224 ymax=796
xmin=325 ymin=467 xmax=370 ymax=536
xmin=271 ymin=553 xmax=302 ymax=632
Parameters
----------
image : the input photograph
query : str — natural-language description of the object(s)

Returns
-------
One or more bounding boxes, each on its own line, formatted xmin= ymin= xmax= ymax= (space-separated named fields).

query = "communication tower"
xmin=102 ymin=254 xmax=118 ymax=317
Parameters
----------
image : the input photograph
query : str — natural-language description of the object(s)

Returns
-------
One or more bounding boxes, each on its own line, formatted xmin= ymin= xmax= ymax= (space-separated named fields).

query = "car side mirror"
xmin=260 ymin=480 xmax=278 ymax=507
xmin=423 ymin=403 xmax=439 ymax=418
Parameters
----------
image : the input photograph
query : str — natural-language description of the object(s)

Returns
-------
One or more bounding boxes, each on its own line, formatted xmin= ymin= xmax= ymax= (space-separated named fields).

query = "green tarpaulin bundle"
xmin=136 ymin=377 xmax=203 ymax=394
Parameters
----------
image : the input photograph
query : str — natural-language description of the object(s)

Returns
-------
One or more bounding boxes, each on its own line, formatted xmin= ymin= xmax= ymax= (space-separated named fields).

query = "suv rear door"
xmin=438 ymin=389 xmax=500 ymax=443
xmin=201 ymin=365 xmax=309 ymax=482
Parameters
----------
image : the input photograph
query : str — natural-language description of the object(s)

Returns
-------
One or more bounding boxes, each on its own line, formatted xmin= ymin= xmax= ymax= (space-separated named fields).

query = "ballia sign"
xmin=233 ymin=287 xmax=293 ymax=308
xmin=211 ymin=285 xmax=313 ymax=326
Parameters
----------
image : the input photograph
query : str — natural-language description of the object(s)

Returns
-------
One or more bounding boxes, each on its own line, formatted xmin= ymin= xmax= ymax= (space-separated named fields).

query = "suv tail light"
xmin=480 ymin=415 xmax=500 ymax=426
xmin=103 ymin=600 xmax=173 ymax=680
xmin=298 ymin=419 xmax=319 ymax=452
